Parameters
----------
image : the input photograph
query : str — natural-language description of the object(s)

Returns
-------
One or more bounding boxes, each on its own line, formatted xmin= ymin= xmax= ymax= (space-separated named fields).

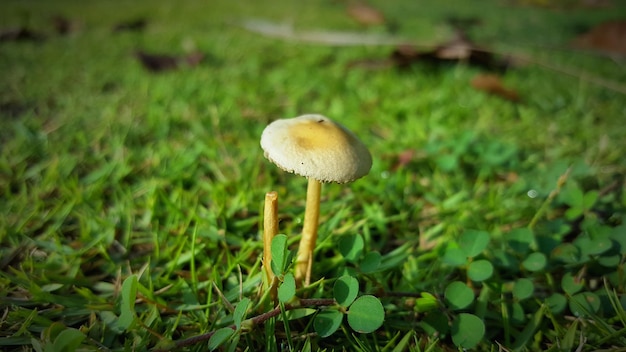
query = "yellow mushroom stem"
xmin=295 ymin=178 xmax=322 ymax=286
xmin=263 ymin=191 xmax=279 ymax=297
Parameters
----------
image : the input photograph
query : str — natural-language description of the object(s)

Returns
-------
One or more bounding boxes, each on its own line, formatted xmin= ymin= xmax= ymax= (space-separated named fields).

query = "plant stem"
xmin=263 ymin=191 xmax=279 ymax=298
xmin=152 ymin=298 xmax=336 ymax=351
xmin=528 ymin=166 xmax=571 ymax=230
xmin=295 ymin=179 xmax=321 ymax=286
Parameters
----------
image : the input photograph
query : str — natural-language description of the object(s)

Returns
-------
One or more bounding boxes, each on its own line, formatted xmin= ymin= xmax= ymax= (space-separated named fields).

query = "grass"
xmin=1 ymin=0 xmax=625 ymax=350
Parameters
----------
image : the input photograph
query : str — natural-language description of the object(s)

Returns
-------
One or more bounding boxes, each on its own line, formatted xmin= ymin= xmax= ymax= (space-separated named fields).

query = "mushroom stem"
xmin=263 ymin=191 xmax=279 ymax=297
xmin=295 ymin=178 xmax=321 ymax=286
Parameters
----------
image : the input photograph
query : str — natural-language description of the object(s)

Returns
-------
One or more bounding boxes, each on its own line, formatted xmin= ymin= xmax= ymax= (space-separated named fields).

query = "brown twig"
xmin=500 ymin=49 xmax=626 ymax=95
xmin=236 ymin=19 xmax=417 ymax=47
xmin=151 ymin=298 xmax=336 ymax=351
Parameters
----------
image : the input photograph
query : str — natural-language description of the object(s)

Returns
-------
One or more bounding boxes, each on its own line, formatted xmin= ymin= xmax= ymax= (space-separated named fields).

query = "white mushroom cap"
xmin=261 ymin=114 xmax=372 ymax=183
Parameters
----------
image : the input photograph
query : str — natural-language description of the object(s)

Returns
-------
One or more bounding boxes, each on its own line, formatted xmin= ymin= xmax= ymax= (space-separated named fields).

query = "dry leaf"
xmin=391 ymin=149 xmax=415 ymax=171
xmin=389 ymin=31 xmax=509 ymax=71
xmin=135 ymin=51 xmax=179 ymax=72
xmin=52 ymin=15 xmax=79 ymax=35
xmin=471 ymin=74 xmax=521 ymax=102
xmin=347 ymin=2 xmax=386 ymax=26
xmin=0 ymin=100 xmax=29 ymax=119
xmin=573 ymin=20 xmax=626 ymax=57
xmin=434 ymin=31 xmax=474 ymax=60
xmin=113 ymin=19 xmax=147 ymax=33
xmin=389 ymin=44 xmax=422 ymax=68
xmin=135 ymin=50 xmax=204 ymax=72
xmin=0 ymin=27 xmax=45 ymax=42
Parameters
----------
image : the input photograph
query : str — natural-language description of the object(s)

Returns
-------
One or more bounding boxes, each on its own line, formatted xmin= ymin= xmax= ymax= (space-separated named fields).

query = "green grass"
xmin=1 ymin=0 xmax=625 ymax=351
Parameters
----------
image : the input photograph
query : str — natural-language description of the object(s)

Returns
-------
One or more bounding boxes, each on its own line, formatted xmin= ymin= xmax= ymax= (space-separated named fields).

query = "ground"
xmin=1 ymin=0 xmax=625 ymax=351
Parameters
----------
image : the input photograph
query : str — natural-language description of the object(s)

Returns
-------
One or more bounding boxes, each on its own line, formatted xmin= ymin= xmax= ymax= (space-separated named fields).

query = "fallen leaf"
xmin=389 ymin=30 xmax=510 ymax=71
xmin=0 ymin=100 xmax=30 ymax=119
xmin=573 ymin=20 xmax=626 ymax=57
xmin=501 ymin=171 xmax=519 ymax=183
xmin=0 ymin=27 xmax=45 ymax=42
xmin=434 ymin=30 xmax=474 ymax=60
xmin=471 ymin=73 xmax=521 ymax=102
xmin=113 ymin=19 xmax=147 ymax=33
xmin=390 ymin=44 xmax=422 ymax=68
xmin=136 ymin=51 xmax=179 ymax=72
xmin=52 ymin=15 xmax=79 ymax=35
xmin=135 ymin=50 xmax=204 ymax=72
xmin=347 ymin=1 xmax=386 ymax=26
xmin=391 ymin=149 xmax=415 ymax=171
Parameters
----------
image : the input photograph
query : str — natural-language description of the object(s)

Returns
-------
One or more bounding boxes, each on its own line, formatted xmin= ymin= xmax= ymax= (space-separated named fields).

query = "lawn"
xmin=1 ymin=0 xmax=625 ymax=351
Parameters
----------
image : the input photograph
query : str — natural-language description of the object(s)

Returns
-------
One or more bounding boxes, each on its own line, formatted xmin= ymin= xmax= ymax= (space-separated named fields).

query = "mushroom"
xmin=260 ymin=114 xmax=372 ymax=285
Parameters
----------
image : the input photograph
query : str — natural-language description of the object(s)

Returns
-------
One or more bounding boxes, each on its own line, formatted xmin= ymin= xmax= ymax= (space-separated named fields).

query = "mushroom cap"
xmin=261 ymin=114 xmax=372 ymax=183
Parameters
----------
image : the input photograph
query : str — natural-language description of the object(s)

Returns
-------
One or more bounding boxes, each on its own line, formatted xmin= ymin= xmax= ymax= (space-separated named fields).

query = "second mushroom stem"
xmin=295 ymin=178 xmax=321 ymax=286
xmin=263 ymin=191 xmax=278 ymax=298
